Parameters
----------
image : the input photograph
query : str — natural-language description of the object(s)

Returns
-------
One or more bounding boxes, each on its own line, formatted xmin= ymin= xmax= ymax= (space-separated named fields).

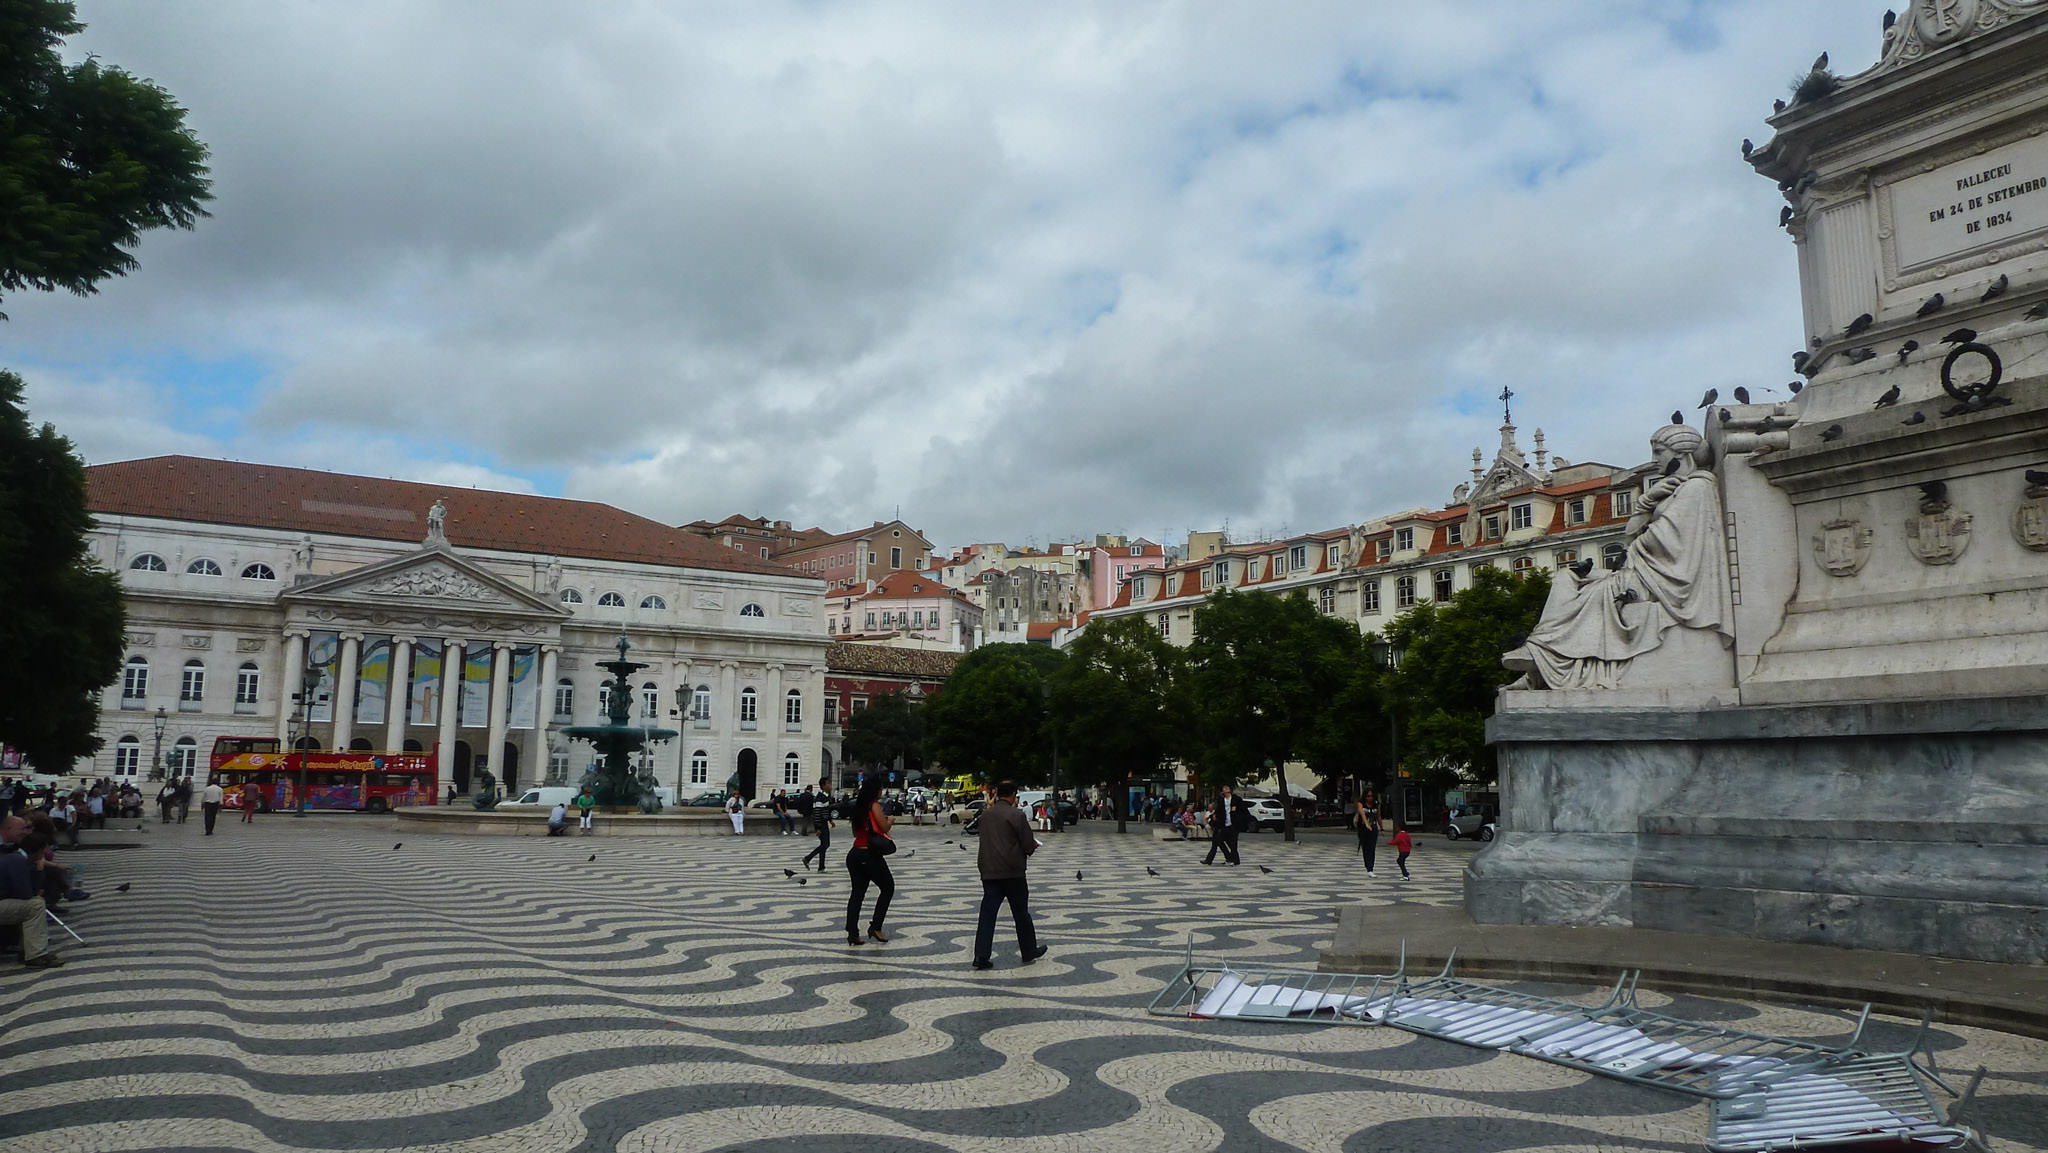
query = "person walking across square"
xmin=1391 ymin=824 xmax=1413 ymax=879
xmin=1202 ymin=784 xmax=1248 ymax=867
xmin=972 ymin=780 xmax=1044 ymax=969
xmin=200 ymin=780 xmax=224 ymax=835
xmin=801 ymin=785 xmax=833 ymax=872
xmin=843 ymin=777 xmax=893 ymax=946
xmin=240 ymin=781 xmax=261 ymax=822
xmin=1353 ymin=791 xmax=1381 ymax=877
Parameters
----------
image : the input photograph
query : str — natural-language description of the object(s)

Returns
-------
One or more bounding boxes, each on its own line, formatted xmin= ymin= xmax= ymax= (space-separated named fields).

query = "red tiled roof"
xmin=86 ymin=455 xmax=804 ymax=578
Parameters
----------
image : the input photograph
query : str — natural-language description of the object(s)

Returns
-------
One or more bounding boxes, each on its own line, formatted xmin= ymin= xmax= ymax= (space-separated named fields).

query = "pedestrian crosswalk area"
xmin=0 ymin=820 xmax=2041 ymax=1153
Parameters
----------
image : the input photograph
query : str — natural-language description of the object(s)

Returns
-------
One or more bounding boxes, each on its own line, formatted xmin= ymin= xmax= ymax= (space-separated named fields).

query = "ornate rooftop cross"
xmin=1499 ymin=385 xmax=1515 ymax=424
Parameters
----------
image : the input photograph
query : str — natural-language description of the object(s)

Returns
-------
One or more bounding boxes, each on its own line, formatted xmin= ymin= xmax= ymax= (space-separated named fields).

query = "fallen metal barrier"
xmin=1151 ymin=941 xmax=1990 ymax=1151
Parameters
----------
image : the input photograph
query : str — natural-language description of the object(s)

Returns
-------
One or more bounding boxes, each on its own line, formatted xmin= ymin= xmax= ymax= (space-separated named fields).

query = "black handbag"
xmin=867 ymin=829 xmax=897 ymax=856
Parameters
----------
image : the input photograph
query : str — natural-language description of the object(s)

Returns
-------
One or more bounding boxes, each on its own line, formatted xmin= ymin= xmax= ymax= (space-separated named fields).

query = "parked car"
xmin=685 ymin=791 xmax=729 ymax=808
xmin=1445 ymin=808 xmax=1496 ymax=841
xmin=1243 ymin=798 xmax=1287 ymax=832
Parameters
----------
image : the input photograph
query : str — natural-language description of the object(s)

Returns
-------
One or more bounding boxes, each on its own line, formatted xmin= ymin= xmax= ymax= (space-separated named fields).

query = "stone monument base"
xmin=1467 ymin=692 xmax=2048 ymax=965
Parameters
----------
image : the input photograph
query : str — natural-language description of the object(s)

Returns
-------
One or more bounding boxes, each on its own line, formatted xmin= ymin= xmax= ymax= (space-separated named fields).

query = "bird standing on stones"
xmin=1918 ymin=293 xmax=1946 ymax=317
xmin=1076 ymin=871 xmax=1084 ymax=882
xmin=1874 ymin=383 xmax=1902 ymax=408
xmin=587 ymin=854 xmax=597 ymax=862
xmin=1845 ymin=312 xmax=1874 ymax=336
xmin=1733 ymin=386 xmax=1751 ymax=404
xmin=1697 ymin=388 xmax=1718 ymax=408
xmin=1146 ymin=867 xmax=1161 ymax=877
xmin=784 ymin=869 xmax=797 ymax=878
xmin=1943 ymin=328 xmax=1977 ymax=344
xmin=1902 ymin=412 xmax=1927 ymax=426
xmin=2026 ymin=302 xmax=2048 ymax=320
xmin=1822 ymin=424 xmax=1845 ymax=441
xmin=1983 ymin=274 xmax=2009 ymax=302
xmin=115 ymin=882 xmax=131 ymax=893
xmin=904 ymin=849 xmax=914 ymax=858
xmin=2025 ymin=469 xmax=2048 ymax=486
xmin=1897 ymin=340 xmax=1919 ymax=364
xmin=798 ymin=877 xmax=807 ymax=886
xmin=1670 ymin=410 xmax=1684 ymax=425
xmin=1258 ymin=865 xmax=1274 ymax=875
xmin=393 ymin=843 xmax=402 ymax=851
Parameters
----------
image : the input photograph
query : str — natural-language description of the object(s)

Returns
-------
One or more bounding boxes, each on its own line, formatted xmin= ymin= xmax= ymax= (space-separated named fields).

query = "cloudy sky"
xmin=6 ymin=1 xmax=1887 ymax=550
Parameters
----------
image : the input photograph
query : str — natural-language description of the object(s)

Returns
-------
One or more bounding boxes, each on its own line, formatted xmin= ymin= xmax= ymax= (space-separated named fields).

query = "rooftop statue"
xmin=1503 ymin=423 xmax=1732 ymax=690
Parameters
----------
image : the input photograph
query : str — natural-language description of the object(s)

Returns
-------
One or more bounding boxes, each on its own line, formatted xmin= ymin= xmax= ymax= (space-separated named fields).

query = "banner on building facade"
xmin=461 ymin=648 xmax=493 ymax=725
xmin=409 ymin=639 xmax=442 ymax=726
xmin=356 ymin=637 xmax=390 ymax=726
xmin=508 ymin=646 xmax=538 ymax=729
xmin=307 ymin=632 xmax=340 ymax=722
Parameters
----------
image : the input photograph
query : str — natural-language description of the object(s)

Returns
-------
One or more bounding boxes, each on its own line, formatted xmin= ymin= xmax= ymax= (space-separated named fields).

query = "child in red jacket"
xmin=1391 ymin=826 xmax=1413 ymax=880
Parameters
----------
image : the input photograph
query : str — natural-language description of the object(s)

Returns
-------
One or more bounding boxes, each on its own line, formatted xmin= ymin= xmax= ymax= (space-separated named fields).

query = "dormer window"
xmin=1511 ymin=503 xmax=1533 ymax=531
xmin=1485 ymin=515 xmax=1503 ymax=540
xmin=1129 ymin=545 xmax=1142 ymax=557
xmin=1376 ymin=539 xmax=1391 ymax=561
xmin=1447 ymin=524 xmax=1464 ymax=546
xmin=1567 ymin=498 xmax=1587 ymax=525
xmin=1613 ymin=491 xmax=1635 ymax=518
xmin=1326 ymin=543 xmax=1341 ymax=567
xmin=1133 ymin=577 xmax=1146 ymax=599
xmin=1289 ymin=545 xmax=1308 ymax=571
xmin=1395 ymin=528 xmax=1414 ymax=552
xmin=1214 ymin=560 xmax=1231 ymax=585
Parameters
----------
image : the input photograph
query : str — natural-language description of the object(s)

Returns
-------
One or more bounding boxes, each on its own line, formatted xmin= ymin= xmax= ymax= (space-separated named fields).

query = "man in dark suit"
xmin=1202 ymin=784 xmax=1250 ymax=867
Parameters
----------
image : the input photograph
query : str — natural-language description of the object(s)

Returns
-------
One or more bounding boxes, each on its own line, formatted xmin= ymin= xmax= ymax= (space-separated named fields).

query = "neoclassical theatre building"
xmin=82 ymin=457 xmax=830 ymax=799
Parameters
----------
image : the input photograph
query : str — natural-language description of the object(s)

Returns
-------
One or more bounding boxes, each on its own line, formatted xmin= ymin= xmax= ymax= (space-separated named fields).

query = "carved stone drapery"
xmin=360 ymin=562 xmax=498 ymax=602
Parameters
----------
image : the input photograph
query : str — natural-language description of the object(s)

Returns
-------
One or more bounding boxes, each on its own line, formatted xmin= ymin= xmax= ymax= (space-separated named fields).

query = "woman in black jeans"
xmin=1353 ymin=790 xmax=1381 ymax=877
xmin=844 ymin=776 xmax=894 ymax=946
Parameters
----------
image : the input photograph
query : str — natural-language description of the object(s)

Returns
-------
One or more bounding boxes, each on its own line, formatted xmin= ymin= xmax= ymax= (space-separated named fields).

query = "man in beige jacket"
xmin=972 ymin=780 xmax=1045 ymax=970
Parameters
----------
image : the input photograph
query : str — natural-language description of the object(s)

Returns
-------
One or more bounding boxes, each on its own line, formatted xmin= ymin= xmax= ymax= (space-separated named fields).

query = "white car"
xmin=1243 ymin=798 xmax=1287 ymax=832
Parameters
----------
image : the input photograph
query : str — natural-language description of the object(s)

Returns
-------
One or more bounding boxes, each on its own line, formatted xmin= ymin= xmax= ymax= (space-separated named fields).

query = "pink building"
xmin=1081 ymin=539 xmax=1167 ymax=612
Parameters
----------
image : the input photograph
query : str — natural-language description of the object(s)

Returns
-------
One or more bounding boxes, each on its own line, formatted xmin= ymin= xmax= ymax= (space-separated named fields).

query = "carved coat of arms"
xmin=2015 ymin=482 xmax=2048 ymax=552
xmin=1812 ymin=518 xmax=1874 ymax=577
xmin=1917 ymin=0 xmax=1979 ymax=43
xmin=1905 ymin=500 xmax=1973 ymax=566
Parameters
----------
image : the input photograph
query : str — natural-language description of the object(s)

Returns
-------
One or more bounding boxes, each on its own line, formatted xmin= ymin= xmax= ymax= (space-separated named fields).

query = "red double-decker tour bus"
xmin=208 ymin=737 xmax=438 ymax=813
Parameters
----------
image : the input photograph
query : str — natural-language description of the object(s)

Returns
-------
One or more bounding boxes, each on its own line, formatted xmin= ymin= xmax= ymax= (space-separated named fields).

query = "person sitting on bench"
xmin=0 ymin=823 xmax=63 ymax=968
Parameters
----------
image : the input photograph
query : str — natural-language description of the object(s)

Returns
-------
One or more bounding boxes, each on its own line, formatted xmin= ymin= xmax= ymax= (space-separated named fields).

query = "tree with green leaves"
xmin=1183 ymin=588 xmax=1363 ymax=841
xmin=922 ymin=644 xmax=1066 ymax=783
xmin=1379 ymin=564 xmax=1550 ymax=786
xmin=839 ymin=690 xmax=926 ymax=782
xmin=0 ymin=370 xmax=126 ymax=770
xmin=1049 ymin=615 xmax=1185 ymax=833
xmin=1 ymin=0 xmax=212 ymax=317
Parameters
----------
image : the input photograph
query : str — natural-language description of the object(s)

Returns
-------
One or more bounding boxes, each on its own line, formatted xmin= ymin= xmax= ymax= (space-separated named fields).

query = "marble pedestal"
xmin=1467 ymin=692 xmax=2048 ymax=965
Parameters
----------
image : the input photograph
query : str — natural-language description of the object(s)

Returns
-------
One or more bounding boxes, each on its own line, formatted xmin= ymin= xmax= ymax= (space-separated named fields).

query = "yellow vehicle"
xmin=941 ymin=774 xmax=980 ymax=804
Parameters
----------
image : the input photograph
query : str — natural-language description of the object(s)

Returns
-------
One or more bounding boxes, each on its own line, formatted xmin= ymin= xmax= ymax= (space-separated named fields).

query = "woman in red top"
xmin=844 ymin=776 xmax=894 ymax=947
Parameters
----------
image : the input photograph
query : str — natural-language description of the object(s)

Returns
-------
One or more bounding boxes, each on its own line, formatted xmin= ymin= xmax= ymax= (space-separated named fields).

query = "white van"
xmin=500 ymin=785 xmax=673 ymax=809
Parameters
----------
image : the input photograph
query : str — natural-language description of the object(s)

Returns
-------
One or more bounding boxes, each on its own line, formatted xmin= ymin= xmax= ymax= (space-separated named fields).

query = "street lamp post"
xmin=293 ymin=665 xmax=319 ymax=817
xmin=150 ymin=707 xmax=168 ymax=781
xmin=1039 ymin=678 xmax=1060 ymax=833
xmin=1369 ymin=638 xmax=1404 ymax=814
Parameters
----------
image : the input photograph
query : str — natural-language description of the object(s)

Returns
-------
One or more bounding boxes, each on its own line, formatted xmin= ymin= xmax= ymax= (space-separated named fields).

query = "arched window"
xmin=597 ymin=591 xmax=626 ymax=607
xmin=180 ymin=659 xmax=206 ymax=710
xmin=597 ymin=684 xmax=611 ymax=716
xmin=1554 ymin=550 xmax=1578 ymax=569
xmin=783 ymin=752 xmax=802 ymax=786
xmin=186 ymin=558 xmax=223 ymax=576
xmin=559 ymin=588 xmax=583 ymax=604
xmin=235 ymin=662 xmax=260 ymax=713
xmin=739 ymin=603 xmax=766 ymax=618
xmin=690 ymin=750 xmax=710 ymax=785
xmin=641 ymin=681 xmax=659 ymax=719
xmin=1433 ymin=569 xmax=1455 ymax=602
xmin=1395 ymin=574 xmax=1418 ymax=609
xmin=241 ymin=563 xmax=276 ymax=580
xmin=129 ymin=553 xmax=167 ymax=572
xmin=113 ymin=736 xmax=141 ymax=777
xmin=1602 ymin=542 xmax=1627 ymax=570
xmin=739 ymin=686 xmax=758 ymax=729
xmin=170 ymin=736 xmax=198 ymax=775
xmin=1512 ymin=555 xmax=1535 ymax=575
xmin=640 ymin=594 xmax=666 ymax=610
xmin=121 ymin=655 xmax=149 ymax=705
xmin=690 ymin=684 xmax=711 ymax=726
xmin=553 ymin=679 xmax=574 ymax=720
xmin=785 ymin=689 xmax=803 ymax=730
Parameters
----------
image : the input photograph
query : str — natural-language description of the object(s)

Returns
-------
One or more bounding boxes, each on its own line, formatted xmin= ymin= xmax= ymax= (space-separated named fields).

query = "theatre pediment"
xmin=283 ymin=548 xmax=565 ymax=617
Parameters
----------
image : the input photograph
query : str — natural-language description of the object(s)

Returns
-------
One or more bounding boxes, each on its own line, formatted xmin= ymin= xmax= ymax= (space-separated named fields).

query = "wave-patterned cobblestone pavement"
xmin=2 ymin=820 xmax=2042 ymax=1152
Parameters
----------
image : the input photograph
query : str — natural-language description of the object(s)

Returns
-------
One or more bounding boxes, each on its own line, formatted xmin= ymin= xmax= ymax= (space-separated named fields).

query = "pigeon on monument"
xmin=1919 ymin=480 xmax=1948 ymax=504
xmin=1982 ymin=273 xmax=2009 ymax=302
xmin=1774 ymin=98 xmax=1788 ymax=113
xmin=1902 ymin=412 xmax=1927 ymax=426
xmin=1792 ymin=351 xmax=1810 ymax=370
xmin=1780 ymin=206 xmax=1794 ymax=226
xmin=1917 ymin=293 xmax=1946 ymax=317
xmin=1789 ymin=379 xmax=1805 ymax=394
xmin=1845 ymin=312 xmax=1874 ymax=336
xmin=1614 ymin=588 xmax=1642 ymax=606
xmin=1733 ymin=386 xmax=1751 ymax=404
xmin=1719 ymin=408 xmax=1733 ymax=425
xmin=1570 ymin=558 xmax=1595 ymax=579
xmin=1671 ymin=409 xmax=1684 ymax=425
xmin=1845 ymin=347 xmax=1878 ymax=363
xmin=1897 ymin=340 xmax=1919 ymax=364
xmin=1943 ymin=327 xmax=1977 ymax=344
xmin=2025 ymin=469 xmax=2048 ymax=486
xmin=1813 ymin=51 xmax=1829 ymax=72
xmin=1884 ymin=9 xmax=1897 ymax=29
xmin=1742 ymin=138 xmax=1754 ymax=157
xmin=1697 ymin=389 xmax=1718 ymax=408
xmin=2028 ymin=302 xmax=2048 ymax=320
xmin=1822 ymin=424 xmax=1845 ymax=441
xmin=1874 ymin=383 xmax=1902 ymax=408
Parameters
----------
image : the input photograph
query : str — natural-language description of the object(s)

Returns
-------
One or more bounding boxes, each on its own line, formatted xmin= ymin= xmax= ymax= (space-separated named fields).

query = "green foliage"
xmin=0 ymin=0 xmax=212 ymax=316
xmin=838 ymin=690 xmax=925 ymax=773
xmin=1380 ymin=565 xmax=1550 ymax=785
xmin=922 ymin=644 xmax=1067 ymax=782
xmin=0 ymin=369 xmax=125 ymax=769
xmin=1049 ymin=615 xmax=1183 ymax=800
xmin=1182 ymin=588 xmax=1362 ymax=791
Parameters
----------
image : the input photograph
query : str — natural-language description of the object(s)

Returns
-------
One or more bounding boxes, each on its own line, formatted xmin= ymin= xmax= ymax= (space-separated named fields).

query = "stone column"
xmin=487 ymin=642 xmax=512 ymax=788
xmin=538 ymin=645 xmax=560 ymax=783
xmin=765 ymin=662 xmax=786 ymax=788
xmin=331 ymin=633 xmax=362 ymax=751
xmin=385 ymin=636 xmax=414 ymax=752
xmin=437 ymin=638 xmax=466 ymax=795
xmin=277 ymin=631 xmax=306 ymax=744
xmin=718 ymin=660 xmax=738 ymax=732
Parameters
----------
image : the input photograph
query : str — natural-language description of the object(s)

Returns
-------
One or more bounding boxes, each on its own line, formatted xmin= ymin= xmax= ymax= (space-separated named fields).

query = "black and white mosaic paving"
xmin=2 ymin=819 xmax=2042 ymax=1152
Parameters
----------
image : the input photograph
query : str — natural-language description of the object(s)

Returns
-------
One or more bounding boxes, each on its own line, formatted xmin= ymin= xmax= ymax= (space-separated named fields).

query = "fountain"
xmin=562 ymin=635 xmax=678 ymax=812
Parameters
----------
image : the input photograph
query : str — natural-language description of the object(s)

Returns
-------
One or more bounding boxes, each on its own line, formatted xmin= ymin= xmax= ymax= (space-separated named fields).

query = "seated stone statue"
xmin=1504 ymin=423 xmax=1733 ymax=690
